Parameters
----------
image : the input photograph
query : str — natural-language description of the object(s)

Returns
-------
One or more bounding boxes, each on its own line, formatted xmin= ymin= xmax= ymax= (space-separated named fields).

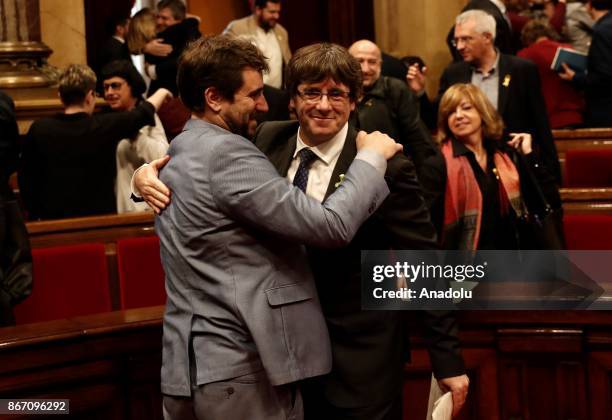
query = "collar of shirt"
xmin=489 ymin=0 xmax=506 ymax=14
xmin=113 ymin=35 xmax=125 ymax=44
xmin=294 ymin=122 xmax=348 ymax=166
xmin=472 ymin=49 xmax=501 ymax=77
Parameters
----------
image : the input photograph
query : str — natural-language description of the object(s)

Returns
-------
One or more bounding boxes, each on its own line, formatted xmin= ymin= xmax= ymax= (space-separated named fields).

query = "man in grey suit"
xmin=147 ymin=35 xmax=402 ymax=420
xmin=138 ymin=41 xmax=469 ymax=420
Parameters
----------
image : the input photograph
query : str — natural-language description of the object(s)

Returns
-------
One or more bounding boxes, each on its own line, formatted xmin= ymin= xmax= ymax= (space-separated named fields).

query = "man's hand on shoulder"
xmin=134 ymin=156 xmax=172 ymax=214
xmin=356 ymin=130 xmax=403 ymax=160
xmin=438 ymin=374 xmax=469 ymax=418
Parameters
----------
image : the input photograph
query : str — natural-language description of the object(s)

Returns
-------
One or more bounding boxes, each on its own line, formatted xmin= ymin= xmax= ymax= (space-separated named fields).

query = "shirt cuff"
xmin=146 ymin=64 xmax=157 ymax=80
xmin=130 ymin=163 xmax=149 ymax=199
xmin=355 ymin=149 xmax=387 ymax=176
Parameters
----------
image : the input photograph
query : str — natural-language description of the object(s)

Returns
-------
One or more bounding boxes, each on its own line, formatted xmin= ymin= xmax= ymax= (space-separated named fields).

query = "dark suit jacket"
xmin=147 ymin=18 xmax=201 ymax=95
xmin=255 ymin=121 xmax=465 ymax=408
xmin=578 ymin=11 xmax=612 ymax=127
xmin=421 ymin=54 xmax=561 ymax=184
xmin=447 ymin=0 xmax=515 ymax=61
xmin=351 ymin=76 xmax=439 ymax=174
xmin=98 ymin=37 xmax=131 ymax=71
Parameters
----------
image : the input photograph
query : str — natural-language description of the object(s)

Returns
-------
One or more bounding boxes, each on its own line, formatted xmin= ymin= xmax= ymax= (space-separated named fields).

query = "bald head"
xmin=348 ymin=39 xmax=382 ymax=88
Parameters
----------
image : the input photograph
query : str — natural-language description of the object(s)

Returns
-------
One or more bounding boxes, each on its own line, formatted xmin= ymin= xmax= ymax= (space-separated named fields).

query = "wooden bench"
xmin=26 ymin=212 xmax=156 ymax=311
xmin=561 ymin=187 xmax=612 ymax=214
xmin=0 ymin=306 xmax=164 ymax=419
xmin=553 ymin=128 xmax=612 ymax=181
xmin=2 ymin=308 xmax=612 ymax=420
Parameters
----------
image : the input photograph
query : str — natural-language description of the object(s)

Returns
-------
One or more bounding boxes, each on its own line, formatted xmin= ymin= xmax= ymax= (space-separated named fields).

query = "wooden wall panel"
xmin=186 ymin=0 xmax=249 ymax=36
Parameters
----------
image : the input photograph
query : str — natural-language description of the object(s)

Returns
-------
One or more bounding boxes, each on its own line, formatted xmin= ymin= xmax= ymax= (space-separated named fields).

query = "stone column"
xmin=0 ymin=0 xmax=55 ymax=88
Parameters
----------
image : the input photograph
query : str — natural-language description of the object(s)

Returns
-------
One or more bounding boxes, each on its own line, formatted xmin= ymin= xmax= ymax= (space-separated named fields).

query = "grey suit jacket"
xmin=156 ymin=119 xmax=389 ymax=396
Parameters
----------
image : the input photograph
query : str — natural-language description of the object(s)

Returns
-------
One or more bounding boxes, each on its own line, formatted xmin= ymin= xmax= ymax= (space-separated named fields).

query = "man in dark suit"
xmin=447 ymin=0 xmax=515 ymax=60
xmin=97 ymin=15 xmax=131 ymax=79
xmin=134 ymin=43 xmax=469 ymax=420
xmin=409 ymin=9 xmax=561 ymax=183
xmin=256 ymin=43 xmax=468 ymax=420
xmin=348 ymin=40 xmax=439 ymax=172
xmin=559 ymin=0 xmax=612 ymax=127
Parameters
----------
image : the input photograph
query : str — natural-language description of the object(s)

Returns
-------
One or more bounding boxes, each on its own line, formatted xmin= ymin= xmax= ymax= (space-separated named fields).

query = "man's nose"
xmin=256 ymin=95 xmax=269 ymax=113
xmin=316 ymin=94 xmax=332 ymax=110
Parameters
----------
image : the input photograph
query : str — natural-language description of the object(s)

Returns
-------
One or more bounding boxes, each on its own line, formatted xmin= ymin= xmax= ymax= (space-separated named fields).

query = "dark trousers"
xmin=302 ymin=381 xmax=402 ymax=420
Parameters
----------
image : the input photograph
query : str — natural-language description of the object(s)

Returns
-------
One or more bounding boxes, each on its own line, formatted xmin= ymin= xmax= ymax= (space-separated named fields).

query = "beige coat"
xmin=224 ymin=15 xmax=292 ymax=65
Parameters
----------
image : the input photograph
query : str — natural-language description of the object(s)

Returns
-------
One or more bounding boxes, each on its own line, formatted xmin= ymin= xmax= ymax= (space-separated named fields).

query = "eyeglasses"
xmin=451 ymin=35 xmax=476 ymax=47
xmin=296 ymin=89 xmax=350 ymax=104
xmin=103 ymin=81 xmax=126 ymax=91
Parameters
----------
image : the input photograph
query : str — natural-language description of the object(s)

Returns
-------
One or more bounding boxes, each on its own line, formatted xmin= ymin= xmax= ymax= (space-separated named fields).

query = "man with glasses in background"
xmin=408 ymin=9 xmax=561 ymax=184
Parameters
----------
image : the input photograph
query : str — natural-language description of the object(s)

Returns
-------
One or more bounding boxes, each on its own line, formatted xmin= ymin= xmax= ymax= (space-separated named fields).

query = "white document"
xmin=425 ymin=375 xmax=453 ymax=420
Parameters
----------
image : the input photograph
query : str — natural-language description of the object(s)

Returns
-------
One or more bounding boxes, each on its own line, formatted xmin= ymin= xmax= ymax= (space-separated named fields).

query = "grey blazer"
xmin=156 ymin=119 xmax=389 ymax=396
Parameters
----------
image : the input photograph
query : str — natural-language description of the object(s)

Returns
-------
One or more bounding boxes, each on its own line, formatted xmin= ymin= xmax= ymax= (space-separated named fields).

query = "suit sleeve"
xmin=18 ymin=126 xmax=43 ymax=219
xmin=95 ymin=101 xmax=156 ymax=145
xmin=209 ymin=137 xmax=390 ymax=248
xmin=380 ymin=156 xmax=465 ymax=379
xmin=524 ymin=63 xmax=561 ymax=184
xmin=392 ymin=83 xmax=439 ymax=170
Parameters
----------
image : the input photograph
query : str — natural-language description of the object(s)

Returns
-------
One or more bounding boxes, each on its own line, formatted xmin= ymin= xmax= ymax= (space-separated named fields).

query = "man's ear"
xmin=204 ymin=87 xmax=224 ymax=112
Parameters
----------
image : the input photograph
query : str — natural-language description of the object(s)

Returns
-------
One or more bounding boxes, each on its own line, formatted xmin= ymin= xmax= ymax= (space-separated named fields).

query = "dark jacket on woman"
xmin=439 ymin=136 xmax=562 ymax=250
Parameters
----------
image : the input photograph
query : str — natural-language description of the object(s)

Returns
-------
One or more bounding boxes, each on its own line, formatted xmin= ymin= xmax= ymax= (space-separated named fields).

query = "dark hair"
xmin=100 ymin=60 xmax=147 ymax=98
xmin=58 ymin=64 xmax=97 ymax=106
xmin=285 ymin=43 xmax=362 ymax=101
xmin=106 ymin=15 xmax=129 ymax=36
xmin=590 ymin=0 xmax=612 ymax=10
xmin=254 ymin=0 xmax=280 ymax=9
xmin=521 ymin=18 xmax=559 ymax=47
xmin=157 ymin=0 xmax=186 ymax=20
xmin=177 ymin=35 xmax=268 ymax=112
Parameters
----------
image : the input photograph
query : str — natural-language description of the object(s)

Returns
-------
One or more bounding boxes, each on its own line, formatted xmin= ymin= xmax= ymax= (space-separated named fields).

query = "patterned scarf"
xmin=441 ymin=139 xmax=524 ymax=250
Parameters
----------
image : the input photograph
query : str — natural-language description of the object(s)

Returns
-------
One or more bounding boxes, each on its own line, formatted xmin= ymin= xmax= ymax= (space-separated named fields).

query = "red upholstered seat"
xmin=565 ymin=149 xmax=612 ymax=187
xmin=14 ymin=243 xmax=111 ymax=324
xmin=564 ymin=214 xmax=612 ymax=250
xmin=117 ymin=236 xmax=166 ymax=309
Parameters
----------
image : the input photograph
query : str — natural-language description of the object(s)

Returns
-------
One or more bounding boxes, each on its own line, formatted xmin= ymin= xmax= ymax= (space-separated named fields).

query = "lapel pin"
xmin=502 ymin=74 xmax=511 ymax=87
xmin=334 ymin=174 xmax=346 ymax=189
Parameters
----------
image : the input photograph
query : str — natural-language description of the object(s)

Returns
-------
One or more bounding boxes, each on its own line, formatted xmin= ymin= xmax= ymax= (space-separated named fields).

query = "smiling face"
xmin=255 ymin=1 xmax=281 ymax=30
xmin=447 ymin=98 xmax=484 ymax=144
xmin=103 ymin=76 xmax=137 ymax=111
xmin=218 ymin=67 xmax=268 ymax=138
xmin=290 ymin=78 xmax=355 ymax=147
xmin=156 ymin=7 xmax=179 ymax=31
xmin=348 ymin=41 xmax=382 ymax=89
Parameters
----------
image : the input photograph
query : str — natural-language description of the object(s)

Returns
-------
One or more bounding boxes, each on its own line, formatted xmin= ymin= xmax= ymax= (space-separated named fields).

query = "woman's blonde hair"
xmin=126 ymin=8 xmax=157 ymax=54
xmin=437 ymin=83 xmax=504 ymax=143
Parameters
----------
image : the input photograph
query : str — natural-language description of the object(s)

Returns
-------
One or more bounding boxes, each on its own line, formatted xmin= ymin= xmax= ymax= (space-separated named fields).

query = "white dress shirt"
xmin=253 ymin=27 xmax=283 ymax=89
xmin=286 ymin=123 xmax=349 ymax=203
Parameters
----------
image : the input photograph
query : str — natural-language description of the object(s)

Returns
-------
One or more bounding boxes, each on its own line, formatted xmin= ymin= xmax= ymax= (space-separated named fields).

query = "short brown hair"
xmin=58 ymin=64 xmax=96 ymax=106
xmin=157 ymin=0 xmax=185 ymax=20
xmin=437 ymin=83 xmax=504 ymax=142
xmin=177 ymin=35 xmax=268 ymax=113
xmin=521 ymin=18 xmax=558 ymax=47
xmin=285 ymin=43 xmax=362 ymax=101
